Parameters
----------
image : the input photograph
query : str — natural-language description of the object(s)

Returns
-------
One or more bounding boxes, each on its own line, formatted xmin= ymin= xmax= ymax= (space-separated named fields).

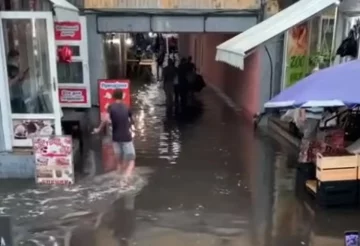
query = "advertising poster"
xmin=59 ymin=88 xmax=88 ymax=105
xmin=54 ymin=22 xmax=81 ymax=41
xmin=33 ymin=136 xmax=74 ymax=185
xmin=98 ymin=79 xmax=130 ymax=120
xmin=13 ymin=119 xmax=55 ymax=147
xmin=285 ymin=22 xmax=310 ymax=88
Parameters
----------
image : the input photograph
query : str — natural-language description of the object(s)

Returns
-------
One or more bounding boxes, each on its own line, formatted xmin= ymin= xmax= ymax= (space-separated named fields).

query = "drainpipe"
xmin=259 ymin=0 xmax=266 ymax=22
xmin=331 ymin=6 xmax=339 ymax=60
xmin=254 ymin=0 xmax=274 ymax=128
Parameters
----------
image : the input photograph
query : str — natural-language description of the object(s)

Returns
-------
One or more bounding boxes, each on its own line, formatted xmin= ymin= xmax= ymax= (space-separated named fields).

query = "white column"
xmin=0 ymin=12 xmax=13 ymax=151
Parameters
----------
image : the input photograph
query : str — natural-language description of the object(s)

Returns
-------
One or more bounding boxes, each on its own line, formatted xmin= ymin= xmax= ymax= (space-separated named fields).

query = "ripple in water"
xmin=0 ymin=169 xmax=149 ymax=245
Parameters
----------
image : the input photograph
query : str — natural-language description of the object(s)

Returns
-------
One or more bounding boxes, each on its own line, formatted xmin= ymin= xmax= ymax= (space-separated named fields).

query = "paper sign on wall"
xmin=55 ymin=22 xmax=81 ymax=41
xmin=59 ymin=88 xmax=88 ymax=104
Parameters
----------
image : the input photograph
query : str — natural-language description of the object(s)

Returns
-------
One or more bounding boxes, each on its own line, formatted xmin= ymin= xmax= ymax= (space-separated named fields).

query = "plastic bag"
xmin=293 ymin=109 xmax=304 ymax=129
xmin=280 ymin=109 xmax=295 ymax=122
xmin=336 ymin=31 xmax=358 ymax=58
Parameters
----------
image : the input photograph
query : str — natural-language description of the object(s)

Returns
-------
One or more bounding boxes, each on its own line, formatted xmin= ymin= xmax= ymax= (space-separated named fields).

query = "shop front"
xmin=0 ymin=0 xmax=79 ymax=178
xmin=0 ymin=11 xmax=62 ymax=148
xmin=333 ymin=0 xmax=360 ymax=65
xmin=282 ymin=8 xmax=336 ymax=90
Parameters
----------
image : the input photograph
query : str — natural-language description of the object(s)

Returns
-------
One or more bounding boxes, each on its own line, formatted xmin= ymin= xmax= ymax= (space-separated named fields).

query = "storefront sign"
xmin=33 ymin=136 xmax=74 ymax=185
xmin=98 ymin=79 xmax=130 ymax=120
xmin=59 ymin=88 xmax=88 ymax=104
xmin=285 ymin=23 xmax=310 ymax=88
xmin=0 ymin=216 xmax=13 ymax=246
xmin=55 ymin=22 xmax=81 ymax=41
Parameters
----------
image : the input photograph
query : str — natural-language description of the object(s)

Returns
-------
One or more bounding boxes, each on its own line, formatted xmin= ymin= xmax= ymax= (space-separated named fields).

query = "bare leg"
xmin=117 ymin=159 xmax=124 ymax=174
xmin=123 ymin=160 xmax=135 ymax=179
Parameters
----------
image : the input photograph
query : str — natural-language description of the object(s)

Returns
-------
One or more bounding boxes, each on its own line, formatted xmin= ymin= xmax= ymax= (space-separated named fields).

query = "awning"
xmin=48 ymin=0 xmax=79 ymax=22
xmin=215 ymin=0 xmax=339 ymax=70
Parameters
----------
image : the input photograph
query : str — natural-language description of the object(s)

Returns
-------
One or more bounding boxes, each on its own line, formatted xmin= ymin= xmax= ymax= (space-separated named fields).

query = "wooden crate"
xmin=316 ymin=153 xmax=358 ymax=182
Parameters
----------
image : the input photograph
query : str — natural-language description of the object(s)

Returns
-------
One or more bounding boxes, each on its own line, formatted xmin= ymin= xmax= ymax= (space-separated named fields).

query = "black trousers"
xmin=175 ymin=86 xmax=188 ymax=108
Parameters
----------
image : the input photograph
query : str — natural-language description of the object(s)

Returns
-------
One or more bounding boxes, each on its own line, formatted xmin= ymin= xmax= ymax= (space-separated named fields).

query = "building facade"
xmin=0 ymin=0 xmax=79 ymax=178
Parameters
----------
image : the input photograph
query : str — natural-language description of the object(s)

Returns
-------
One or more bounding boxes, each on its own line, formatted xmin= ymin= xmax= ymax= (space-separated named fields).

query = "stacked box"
xmin=305 ymin=152 xmax=358 ymax=207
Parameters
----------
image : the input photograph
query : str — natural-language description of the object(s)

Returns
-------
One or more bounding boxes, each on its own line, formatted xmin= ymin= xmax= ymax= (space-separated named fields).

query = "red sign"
xmin=59 ymin=88 xmax=87 ymax=104
xmin=55 ymin=22 xmax=81 ymax=41
xmin=102 ymin=137 xmax=117 ymax=172
xmin=98 ymin=79 xmax=130 ymax=120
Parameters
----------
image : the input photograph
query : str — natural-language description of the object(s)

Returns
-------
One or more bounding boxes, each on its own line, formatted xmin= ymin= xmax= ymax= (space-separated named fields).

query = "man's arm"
xmin=8 ymin=76 xmax=20 ymax=86
xmin=92 ymin=108 xmax=111 ymax=134
xmin=129 ymin=110 xmax=135 ymax=126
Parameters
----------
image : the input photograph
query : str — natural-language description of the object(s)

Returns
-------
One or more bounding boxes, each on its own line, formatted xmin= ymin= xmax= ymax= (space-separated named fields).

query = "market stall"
xmin=265 ymin=59 xmax=360 ymax=207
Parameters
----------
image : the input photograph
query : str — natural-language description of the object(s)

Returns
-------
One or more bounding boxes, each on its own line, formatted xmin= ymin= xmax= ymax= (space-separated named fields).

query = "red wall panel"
xmin=179 ymin=33 xmax=260 ymax=122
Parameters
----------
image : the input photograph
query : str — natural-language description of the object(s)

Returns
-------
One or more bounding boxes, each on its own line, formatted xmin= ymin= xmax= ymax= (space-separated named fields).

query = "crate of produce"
xmin=316 ymin=151 xmax=358 ymax=182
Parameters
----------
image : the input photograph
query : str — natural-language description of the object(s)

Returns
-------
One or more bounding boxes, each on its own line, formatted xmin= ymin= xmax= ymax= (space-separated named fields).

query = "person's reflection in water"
xmin=111 ymin=194 xmax=136 ymax=246
xmin=7 ymin=49 xmax=29 ymax=113
xmin=68 ymin=194 xmax=136 ymax=246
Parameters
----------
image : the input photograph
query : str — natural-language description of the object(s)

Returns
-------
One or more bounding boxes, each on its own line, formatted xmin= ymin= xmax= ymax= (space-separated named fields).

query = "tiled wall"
xmin=178 ymin=33 xmax=260 ymax=122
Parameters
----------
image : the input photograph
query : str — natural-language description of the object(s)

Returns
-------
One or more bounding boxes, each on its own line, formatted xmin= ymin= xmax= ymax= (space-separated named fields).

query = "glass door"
xmin=0 ymin=11 xmax=61 ymax=147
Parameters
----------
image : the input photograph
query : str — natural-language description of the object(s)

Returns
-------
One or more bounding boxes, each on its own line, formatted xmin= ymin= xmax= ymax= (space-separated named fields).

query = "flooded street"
xmin=2 ymin=80 xmax=360 ymax=245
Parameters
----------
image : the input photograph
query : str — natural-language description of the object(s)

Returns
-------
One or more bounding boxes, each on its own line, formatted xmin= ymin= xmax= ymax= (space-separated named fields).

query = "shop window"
xmin=2 ymin=19 xmax=54 ymax=114
xmin=320 ymin=17 xmax=335 ymax=52
xmin=57 ymin=61 xmax=84 ymax=84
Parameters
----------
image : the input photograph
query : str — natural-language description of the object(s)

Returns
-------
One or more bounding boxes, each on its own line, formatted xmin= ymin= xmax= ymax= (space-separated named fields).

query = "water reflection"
xmin=0 ymin=172 xmax=146 ymax=245
xmin=159 ymin=119 xmax=181 ymax=164
xmin=6 ymin=78 xmax=360 ymax=246
xmin=91 ymin=193 xmax=136 ymax=246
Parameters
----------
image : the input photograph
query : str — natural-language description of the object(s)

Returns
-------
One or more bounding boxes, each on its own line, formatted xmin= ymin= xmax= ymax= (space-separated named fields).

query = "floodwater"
xmin=2 ymin=80 xmax=360 ymax=246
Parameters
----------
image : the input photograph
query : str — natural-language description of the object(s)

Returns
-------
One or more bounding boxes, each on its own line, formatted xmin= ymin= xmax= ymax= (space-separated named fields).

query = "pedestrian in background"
xmin=156 ymin=45 xmax=165 ymax=81
xmin=177 ymin=57 xmax=189 ymax=110
xmin=162 ymin=58 xmax=178 ymax=111
xmin=186 ymin=56 xmax=196 ymax=105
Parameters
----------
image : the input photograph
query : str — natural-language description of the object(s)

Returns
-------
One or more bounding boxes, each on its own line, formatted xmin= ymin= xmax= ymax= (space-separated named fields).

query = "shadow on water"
xmin=69 ymin=193 xmax=137 ymax=246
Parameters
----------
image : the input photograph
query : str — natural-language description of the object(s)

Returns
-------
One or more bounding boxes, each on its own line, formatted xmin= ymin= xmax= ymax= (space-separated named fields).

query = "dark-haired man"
xmin=163 ymin=58 xmax=177 ymax=109
xmin=93 ymin=89 xmax=136 ymax=182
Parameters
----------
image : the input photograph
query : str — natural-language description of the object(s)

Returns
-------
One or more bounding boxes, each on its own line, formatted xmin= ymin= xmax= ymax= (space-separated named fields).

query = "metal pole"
xmin=331 ymin=6 xmax=339 ymax=63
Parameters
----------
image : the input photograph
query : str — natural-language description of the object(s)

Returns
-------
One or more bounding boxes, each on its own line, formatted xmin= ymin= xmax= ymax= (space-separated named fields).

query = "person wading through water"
xmin=163 ymin=58 xmax=178 ymax=111
xmin=93 ymin=89 xmax=136 ymax=186
xmin=177 ymin=57 xmax=189 ymax=110
xmin=185 ymin=56 xmax=196 ymax=104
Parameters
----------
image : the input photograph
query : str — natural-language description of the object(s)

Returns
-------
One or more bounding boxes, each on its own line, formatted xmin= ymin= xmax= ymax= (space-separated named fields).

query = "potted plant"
xmin=309 ymin=50 xmax=335 ymax=70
